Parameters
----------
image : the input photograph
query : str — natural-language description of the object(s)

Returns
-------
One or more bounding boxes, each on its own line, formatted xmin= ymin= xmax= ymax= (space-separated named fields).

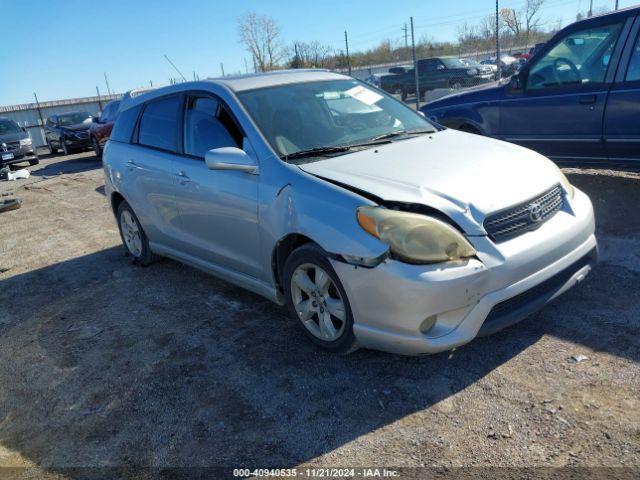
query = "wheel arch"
xmin=110 ymin=191 xmax=126 ymax=216
xmin=272 ymin=233 xmax=317 ymax=294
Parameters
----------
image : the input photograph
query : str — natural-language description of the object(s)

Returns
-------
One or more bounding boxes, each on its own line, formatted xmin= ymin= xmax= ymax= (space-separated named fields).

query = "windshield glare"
xmin=441 ymin=58 xmax=467 ymax=68
xmin=238 ymin=79 xmax=435 ymax=160
xmin=58 ymin=112 xmax=91 ymax=126
xmin=0 ymin=119 xmax=22 ymax=135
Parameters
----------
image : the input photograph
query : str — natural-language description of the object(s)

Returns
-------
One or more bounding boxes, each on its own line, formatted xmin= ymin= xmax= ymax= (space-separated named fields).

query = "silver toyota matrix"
xmin=103 ymin=70 xmax=597 ymax=355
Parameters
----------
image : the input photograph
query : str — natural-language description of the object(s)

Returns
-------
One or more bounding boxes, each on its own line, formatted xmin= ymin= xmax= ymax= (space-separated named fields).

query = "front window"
xmin=527 ymin=22 xmax=623 ymax=90
xmin=441 ymin=58 xmax=467 ymax=69
xmin=58 ymin=111 xmax=92 ymax=126
xmin=0 ymin=119 xmax=21 ymax=135
xmin=237 ymin=79 xmax=435 ymax=162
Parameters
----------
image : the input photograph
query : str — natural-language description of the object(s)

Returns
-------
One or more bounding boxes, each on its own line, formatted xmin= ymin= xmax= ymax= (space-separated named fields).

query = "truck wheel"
xmin=449 ymin=80 xmax=463 ymax=91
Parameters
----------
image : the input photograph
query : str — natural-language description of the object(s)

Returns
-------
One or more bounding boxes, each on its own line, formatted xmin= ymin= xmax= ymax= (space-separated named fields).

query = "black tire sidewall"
xmin=283 ymin=243 xmax=356 ymax=353
xmin=92 ymin=136 xmax=101 ymax=157
xmin=116 ymin=201 xmax=155 ymax=266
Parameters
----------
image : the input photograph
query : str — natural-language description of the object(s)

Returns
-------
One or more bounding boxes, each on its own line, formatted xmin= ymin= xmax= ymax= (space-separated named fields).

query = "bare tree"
xmin=501 ymin=0 xmax=545 ymax=45
xmin=238 ymin=12 xmax=284 ymax=72
xmin=288 ymin=41 xmax=334 ymax=68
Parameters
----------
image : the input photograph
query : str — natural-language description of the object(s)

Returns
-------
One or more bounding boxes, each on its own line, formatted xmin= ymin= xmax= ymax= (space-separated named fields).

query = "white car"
xmin=103 ymin=70 xmax=596 ymax=355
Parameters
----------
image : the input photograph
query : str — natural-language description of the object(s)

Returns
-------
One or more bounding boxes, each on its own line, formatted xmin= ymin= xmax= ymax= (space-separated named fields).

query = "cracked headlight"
xmin=356 ymin=206 xmax=476 ymax=264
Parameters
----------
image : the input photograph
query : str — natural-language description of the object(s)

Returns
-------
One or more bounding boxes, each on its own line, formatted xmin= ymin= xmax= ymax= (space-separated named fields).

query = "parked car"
xmin=103 ymin=70 xmax=596 ymax=355
xmin=388 ymin=66 xmax=407 ymax=74
xmin=45 ymin=111 xmax=94 ymax=155
xmin=0 ymin=117 xmax=38 ymax=167
xmin=421 ymin=7 xmax=640 ymax=163
xmin=89 ymin=100 xmax=121 ymax=156
xmin=379 ymin=56 xmax=494 ymax=100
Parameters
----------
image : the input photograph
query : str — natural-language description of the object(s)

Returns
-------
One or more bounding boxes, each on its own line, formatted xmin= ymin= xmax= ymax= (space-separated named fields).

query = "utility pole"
xmin=588 ymin=0 xmax=593 ymax=17
xmin=220 ymin=63 xmax=225 ymax=76
xmin=103 ymin=72 xmax=112 ymax=96
xmin=95 ymin=86 xmax=103 ymax=110
xmin=33 ymin=92 xmax=44 ymax=127
xmin=403 ymin=23 xmax=408 ymax=49
xmin=615 ymin=0 xmax=619 ymax=10
xmin=344 ymin=30 xmax=351 ymax=75
xmin=410 ymin=16 xmax=419 ymax=110
xmin=496 ymin=0 xmax=502 ymax=80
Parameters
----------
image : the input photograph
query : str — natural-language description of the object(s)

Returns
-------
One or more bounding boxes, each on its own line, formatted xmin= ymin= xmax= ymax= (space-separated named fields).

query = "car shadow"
xmin=31 ymin=153 xmax=102 ymax=178
xmin=0 ymin=245 xmax=542 ymax=474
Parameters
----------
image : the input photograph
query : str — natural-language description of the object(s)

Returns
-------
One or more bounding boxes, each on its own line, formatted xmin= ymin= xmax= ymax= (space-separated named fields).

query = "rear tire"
xmin=61 ymin=140 xmax=70 ymax=156
xmin=284 ymin=243 xmax=357 ymax=354
xmin=116 ymin=201 xmax=159 ymax=266
xmin=47 ymin=141 xmax=57 ymax=154
xmin=91 ymin=136 xmax=102 ymax=157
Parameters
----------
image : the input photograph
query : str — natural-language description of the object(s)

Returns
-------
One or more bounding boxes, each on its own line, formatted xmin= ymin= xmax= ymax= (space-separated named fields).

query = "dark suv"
xmin=0 ymin=117 xmax=39 ymax=167
xmin=45 ymin=111 xmax=94 ymax=155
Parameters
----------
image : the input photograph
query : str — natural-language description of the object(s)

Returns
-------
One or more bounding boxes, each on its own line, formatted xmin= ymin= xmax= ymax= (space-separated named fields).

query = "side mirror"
xmin=205 ymin=147 xmax=258 ymax=174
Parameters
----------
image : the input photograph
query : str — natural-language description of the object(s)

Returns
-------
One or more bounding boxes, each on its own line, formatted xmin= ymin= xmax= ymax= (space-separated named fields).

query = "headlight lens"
xmin=554 ymin=164 xmax=575 ymax=199
xmin=467 ymin=68 xmax=478 ymax=76
xmin=19 ymin=137 xmax=32 ymax=146
xmin=356 ymin=206 xmax=476 ymax=264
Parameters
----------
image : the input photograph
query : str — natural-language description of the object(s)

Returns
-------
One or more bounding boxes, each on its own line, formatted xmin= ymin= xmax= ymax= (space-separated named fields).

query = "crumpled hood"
xmin=299 ymin=129 xmax=561 ymax=234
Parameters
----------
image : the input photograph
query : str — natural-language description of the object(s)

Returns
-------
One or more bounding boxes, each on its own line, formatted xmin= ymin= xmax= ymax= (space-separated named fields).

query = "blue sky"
xmin=1 ymin=0 xmax=636 ymax=105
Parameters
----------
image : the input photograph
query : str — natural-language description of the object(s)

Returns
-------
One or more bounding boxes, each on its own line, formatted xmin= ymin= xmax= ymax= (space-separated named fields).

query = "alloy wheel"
xmin=290 ymin=263 xmax=346 ymax=341
xmin=120 ymin=210 xmax=143 ymax=257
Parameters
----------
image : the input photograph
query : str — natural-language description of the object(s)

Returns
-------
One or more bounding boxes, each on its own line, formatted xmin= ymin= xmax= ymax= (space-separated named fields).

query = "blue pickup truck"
xmin=421 ymin=6 xmax=640 ymax=164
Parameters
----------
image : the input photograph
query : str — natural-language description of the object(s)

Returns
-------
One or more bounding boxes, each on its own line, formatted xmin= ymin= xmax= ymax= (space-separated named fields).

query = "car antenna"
xmin=163 ymin=54 xmax=187 ymax=82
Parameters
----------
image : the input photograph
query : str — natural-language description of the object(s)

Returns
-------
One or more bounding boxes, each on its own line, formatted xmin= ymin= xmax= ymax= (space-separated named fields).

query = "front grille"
xmin=483 ymin=247 xmax=597 ymax=327
xmin=1 ymin=141 xmax=20 ymax=151
xmin=484 ymin=185 xmax=564 ymax=243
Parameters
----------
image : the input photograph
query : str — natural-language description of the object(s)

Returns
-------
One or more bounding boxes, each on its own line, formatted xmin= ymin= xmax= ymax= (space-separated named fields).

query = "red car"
xmin=89 ymin=99 xmax=120 ymax=157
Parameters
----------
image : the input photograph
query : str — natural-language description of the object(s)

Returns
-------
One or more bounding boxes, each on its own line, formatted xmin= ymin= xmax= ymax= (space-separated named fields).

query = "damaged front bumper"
xmin=331 ymin=188 xmax=596 ymax=355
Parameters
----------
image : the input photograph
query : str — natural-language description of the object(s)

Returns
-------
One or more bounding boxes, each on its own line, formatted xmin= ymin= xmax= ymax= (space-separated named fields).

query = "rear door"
xmin=499 ymin=15 xmax=631 ymax=161
xmin=604 ymin=14 xmax=640 ymax=162
xmin=172 ymin=93 xmax=262 ymax=278
xmin=121 ymin=94 xmax=183 ymax=249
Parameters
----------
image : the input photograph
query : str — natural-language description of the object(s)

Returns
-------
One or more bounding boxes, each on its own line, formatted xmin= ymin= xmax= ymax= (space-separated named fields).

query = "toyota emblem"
xmin=528 ymin=202 xmax=543 ymax=223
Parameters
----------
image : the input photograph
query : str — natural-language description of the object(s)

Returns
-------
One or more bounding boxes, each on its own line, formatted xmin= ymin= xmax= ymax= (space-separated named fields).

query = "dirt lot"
xmin=0 ymin=152 xmax=639 ymax=479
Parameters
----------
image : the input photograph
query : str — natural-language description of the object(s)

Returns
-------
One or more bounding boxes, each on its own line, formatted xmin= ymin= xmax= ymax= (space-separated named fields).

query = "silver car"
xmin=103 ymin=70 xmax=597 ymax=356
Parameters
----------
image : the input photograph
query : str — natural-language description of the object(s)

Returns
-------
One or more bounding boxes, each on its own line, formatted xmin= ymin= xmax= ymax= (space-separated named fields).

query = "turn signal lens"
xmin=356 ymin=206 xmax=476 ymax=264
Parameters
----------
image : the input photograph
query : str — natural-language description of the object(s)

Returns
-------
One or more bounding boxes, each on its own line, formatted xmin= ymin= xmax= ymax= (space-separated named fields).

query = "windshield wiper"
xmin=282 ymin=145 xmax=352 ymax=161
xmin=369 ymin=128 xmax=433 ymax=142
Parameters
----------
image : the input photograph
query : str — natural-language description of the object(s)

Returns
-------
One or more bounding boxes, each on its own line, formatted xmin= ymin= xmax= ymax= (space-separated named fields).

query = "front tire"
xmin=29 ymin=158 xmax=39 ymax=166
xmin=116 ymin=201 xmax=158 ymax=266
xmin=284 ymin=243 xmax=357 ymax=354
xmin=61 ymin=139 xmax=70 ymax=156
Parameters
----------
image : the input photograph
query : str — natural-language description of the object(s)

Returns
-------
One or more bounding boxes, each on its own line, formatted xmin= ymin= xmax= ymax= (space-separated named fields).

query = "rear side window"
xmin=111 ymin=105 xmax=141 ymax=143
xmin=138 ymin=96 xmax=181 ymax=152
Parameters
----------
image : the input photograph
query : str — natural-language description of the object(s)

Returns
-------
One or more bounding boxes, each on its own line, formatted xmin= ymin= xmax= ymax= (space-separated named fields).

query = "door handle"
xmin=125 ymin=159 xmax=138 ymax=170
xmin=176 ymin=170 xmax=191 ymax=185
xmin=579 ymin=95 xmax=596 ymax=105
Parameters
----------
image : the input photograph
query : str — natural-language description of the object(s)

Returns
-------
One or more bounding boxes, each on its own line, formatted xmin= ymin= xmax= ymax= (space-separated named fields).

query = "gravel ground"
xmin=0 ymin=152 xmax=638 ymax=479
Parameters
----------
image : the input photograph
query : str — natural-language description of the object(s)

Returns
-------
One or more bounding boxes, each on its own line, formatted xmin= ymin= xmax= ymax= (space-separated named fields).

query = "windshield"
xmin=58 ymin=111 xmax=91 ymax=126
xmin=441 ymin=58 xmax=467 ymax=68
xmin=238 ymin=79 xmax=435 ymax=161
xmin=0 ymin=119 xmax=22 ymax=135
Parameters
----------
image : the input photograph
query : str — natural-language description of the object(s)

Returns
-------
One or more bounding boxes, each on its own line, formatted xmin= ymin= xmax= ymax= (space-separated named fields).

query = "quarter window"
xmin=527 ymin=21 xmax=623 ymax=90
xmin=183 ymin=96 xmax=241 ymax=157
xmin=138 ymin=96 xmax=181 ymax=152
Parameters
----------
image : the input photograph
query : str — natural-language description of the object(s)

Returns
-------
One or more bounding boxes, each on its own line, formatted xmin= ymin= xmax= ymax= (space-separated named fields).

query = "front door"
xmin=500 ymin=16 xmax=628 ymax=161
xmin=172 ymin=94 xmax=262 ymax=279
xmin=604 ymin=16 xmax=640 ymax=162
